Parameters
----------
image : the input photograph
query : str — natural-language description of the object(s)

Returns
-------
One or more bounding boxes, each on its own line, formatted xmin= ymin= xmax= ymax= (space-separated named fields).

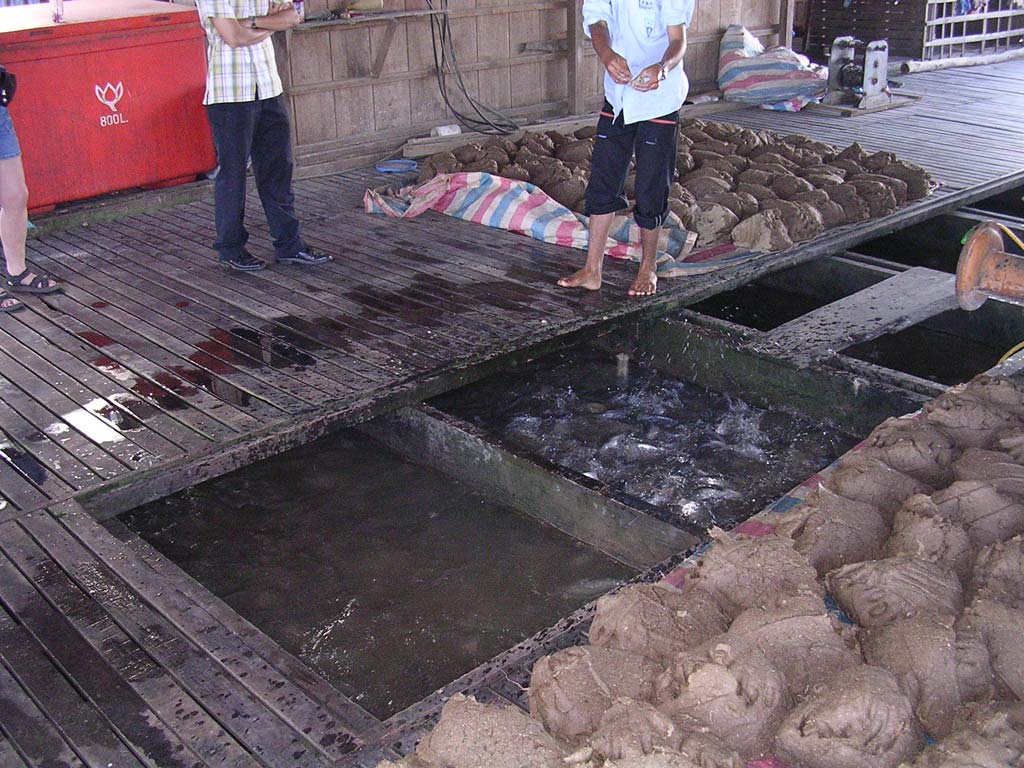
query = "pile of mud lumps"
xmin=378 ymin=374 xmax=1024 ymax=768
xmin=415 ymin=118 xmax=931 ymax=253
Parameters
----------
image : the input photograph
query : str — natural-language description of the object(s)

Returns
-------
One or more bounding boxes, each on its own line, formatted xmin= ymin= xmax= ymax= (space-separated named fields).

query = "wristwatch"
xmin=250 ymin=15 xmax=258 ymax=28
xmin=658 ymin=62 xmax=669 ymax=81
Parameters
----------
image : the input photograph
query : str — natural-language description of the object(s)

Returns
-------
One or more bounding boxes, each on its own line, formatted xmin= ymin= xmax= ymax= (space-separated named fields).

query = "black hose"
xmin=425 ymin=0 xmax=519 ymax=135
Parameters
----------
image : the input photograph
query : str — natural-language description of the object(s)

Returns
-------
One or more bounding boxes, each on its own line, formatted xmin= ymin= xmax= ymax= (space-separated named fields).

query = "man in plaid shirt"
xmin=196 ymin=0 xmax=329 ymax=271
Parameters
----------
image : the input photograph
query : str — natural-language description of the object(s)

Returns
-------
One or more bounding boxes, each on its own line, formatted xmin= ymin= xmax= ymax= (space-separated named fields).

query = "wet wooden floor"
xmin=0 ymin=60 xmax=1023 ymax=766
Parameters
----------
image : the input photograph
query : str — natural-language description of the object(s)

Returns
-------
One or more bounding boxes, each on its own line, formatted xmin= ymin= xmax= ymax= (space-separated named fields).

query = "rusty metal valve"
xmin=956 ymin=221 xmax=1024 ymax=311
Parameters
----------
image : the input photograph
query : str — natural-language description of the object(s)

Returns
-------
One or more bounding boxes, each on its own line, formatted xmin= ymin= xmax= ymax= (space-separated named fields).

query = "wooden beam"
xmin=370 ymin=18 xmax=399 ymax=79
xmin=567 ymin=0 xmax=586 ymax=116
xmin=779 ymin=0 xmax=796 ymax=49
xmin=748 ymin=267 xmax=958 ymax=367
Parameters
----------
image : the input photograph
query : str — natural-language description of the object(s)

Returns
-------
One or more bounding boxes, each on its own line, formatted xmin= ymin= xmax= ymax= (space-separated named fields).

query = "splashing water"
xmin=433 ymin=346 xmax=857 ymax=529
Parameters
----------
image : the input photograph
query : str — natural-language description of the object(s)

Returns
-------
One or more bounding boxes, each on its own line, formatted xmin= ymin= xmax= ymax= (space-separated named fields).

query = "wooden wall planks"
xmin=279 ymin=0 xmax=784 ymax=175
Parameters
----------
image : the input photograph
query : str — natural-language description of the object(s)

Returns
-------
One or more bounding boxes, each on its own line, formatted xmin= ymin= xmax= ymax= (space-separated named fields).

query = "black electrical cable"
xmin=424 ymin=0 xmax=519 ymax=135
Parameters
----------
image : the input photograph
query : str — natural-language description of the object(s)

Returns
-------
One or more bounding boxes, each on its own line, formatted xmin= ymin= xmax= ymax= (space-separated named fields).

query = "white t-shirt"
xmin=583 ymin=0 xmax=695 ymax=124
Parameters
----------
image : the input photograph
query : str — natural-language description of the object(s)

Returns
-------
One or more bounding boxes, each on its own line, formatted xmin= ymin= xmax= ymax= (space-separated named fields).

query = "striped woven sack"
xmin=718 ymin=24 xmax=827 ymax=112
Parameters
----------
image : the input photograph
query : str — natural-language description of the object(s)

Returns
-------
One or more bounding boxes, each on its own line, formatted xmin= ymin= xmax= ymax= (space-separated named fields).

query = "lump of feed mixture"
xmin=692 ymin=204 xmax=740 ymax=243
xmin=964 ymin=375 xmax=1024 ymax=418
xmin=952 ymin=448 xmax=1024 ymax=496
xmin=773 ymin=665 xmax=922 ymax=768
xmin=924 ymin=391 xmax=1022 ymax=450
xmin=860 ymin=416 xmax=958 ymax=488
xmin=414 ymin=693 xmax=568 ymax=768
xmin=528 ymin=645 xmax=657 ymax=744
xmin=730 ymin=210 xmax=793 ymax=252
xmin=705 ymin=191 xmax=759 ymax=220
xmin=823 ymin=453 xmax=934 ymax=524
xmin=826 ymin=556 xmax=963 ymax=627
xmin=958 ymin=596 xmax=1024 ymax=700
xmin=654 ymin=642 xmax=792 ymax=759
xmin=589 ymin=583 xmax=729 ymax=665
xmin=822 ymin=183 xmax=872 ymax=223
xmin=589 ymin=699 xmax=682 ymax=761
xmin=758 ymin=199 xmax=824 ymax=242
xmin=860 ymin=614 xmax=993 ymax=738
xmin=878 ymin=161 xmax=932 ymax=201
xmin=685 ymin=529 xmax=822 ymax=620
xmin=773 ymin=486 xmax=889 ymax=576
xmin=847 ymin=179 xmax=898 ymax=217
xmin=932 ymin=481 xmax=1024 ymax=547
xmin=884 ymin=494 xmax=974 ymax=579
xmin=727 ymin=591 xmax=863 ymax=695
xmin=968 ymin=535 xmax=1024 ymax=607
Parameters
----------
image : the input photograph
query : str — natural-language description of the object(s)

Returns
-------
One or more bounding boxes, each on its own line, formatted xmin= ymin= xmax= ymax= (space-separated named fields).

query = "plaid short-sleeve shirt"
xmin=195 ymin=0 xmax=283 ymax=105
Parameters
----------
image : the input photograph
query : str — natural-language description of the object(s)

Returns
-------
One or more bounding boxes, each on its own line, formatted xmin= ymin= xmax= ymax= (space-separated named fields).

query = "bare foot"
xmin=628 ymin=269 xmax=657 ymax=297
xmin=557 ymin=268 xmax=602 ymax=291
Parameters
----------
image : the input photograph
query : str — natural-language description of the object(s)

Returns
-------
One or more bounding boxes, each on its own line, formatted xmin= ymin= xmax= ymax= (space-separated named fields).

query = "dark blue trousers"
xmin=205 ymin=95 xmax=304 ymax=262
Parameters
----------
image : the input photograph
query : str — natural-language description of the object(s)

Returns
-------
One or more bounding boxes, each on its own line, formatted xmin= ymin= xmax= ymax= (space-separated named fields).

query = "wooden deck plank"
xmin=95 ymin=217 xmax=436 ymax=377
xmin=0 ymin=656 xmax=84 ymax=768
xmin=231 ymin=185 xmax=603 ymax=325
xmin=1 ymin=306 xmax=216 ymax=457
xmin=0 ymin=330 xmax=131 ymax=484
xmin=0 ymin=340 xmax=164 ymax=480
xmin=6 ymin=515 xmax=260 ymax=768
xmin=0 ymin=731 xmax=30 ymax=768
xmin=0 ymin=521 xmax=216 ymax=768
xmin=27 ymin=284 xmax=286 ymax=429
xmin=122 ymin=209 xmax=463 ymax=363
xmin=33 ymin=241 xmax=315 ymax=417
xmin=0 ymin=312 xmax=191 ymax=464
xmin=26 ymin=293 xmax=264 ymax=436
xmin=76 ymin=220 xmax=403 ymax=386
xmin=0 ymin=401 xmax=91 ymax=495
xmin=158 ymin=204 xmax=516 ymax=348
xmin=0 ymin=554 xmax=147 ymax=768
xmin=42 ymin=502 xmax=364 ymax=765
xmin=47 ymin=228 xmax=361 ymax=405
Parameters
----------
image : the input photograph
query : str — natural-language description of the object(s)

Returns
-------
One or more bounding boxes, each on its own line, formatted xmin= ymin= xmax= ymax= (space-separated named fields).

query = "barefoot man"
xmin=558 ymin=0 xmax=693 ymax=297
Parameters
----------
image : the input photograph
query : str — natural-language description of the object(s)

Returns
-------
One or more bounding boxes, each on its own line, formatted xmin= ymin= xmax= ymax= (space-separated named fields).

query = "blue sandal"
xmin=6 ymin=268 xmax=60 ymax=295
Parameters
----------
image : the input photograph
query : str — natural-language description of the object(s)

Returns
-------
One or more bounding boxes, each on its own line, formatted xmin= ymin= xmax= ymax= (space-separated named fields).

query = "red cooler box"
xmin=0 ymin=0 xmax=217 ymax=212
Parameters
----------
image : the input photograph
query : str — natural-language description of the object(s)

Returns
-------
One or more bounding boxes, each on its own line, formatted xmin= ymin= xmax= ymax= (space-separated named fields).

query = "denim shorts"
xmin=0 ymin=105 xmax=21 ymax=160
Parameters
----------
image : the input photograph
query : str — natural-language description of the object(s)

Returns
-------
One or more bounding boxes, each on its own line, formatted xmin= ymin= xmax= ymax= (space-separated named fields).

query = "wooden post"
xmin=567 ymin=0 xmax=586 ymax=115
xmin=779 ymin=0 xmax=796 ymax=48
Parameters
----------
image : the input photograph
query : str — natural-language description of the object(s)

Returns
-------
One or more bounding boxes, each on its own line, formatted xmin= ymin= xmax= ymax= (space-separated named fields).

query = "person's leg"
xmin=558 ymin=103 xmax=634 ymax=290
xmin=250 ymin=95 xmax=304 ymax=261
xmin=629 ymin=112 xmax=679 ymax=297
xmin=0 ymin=154 xmax=29 ymax=279
xmin=558 ymin=212 xmax=617 ymax=289
xmin=0 ymin=104 xmax=56 ymax=298
xmin=206 ymin=101 xmax=259 ymax=266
